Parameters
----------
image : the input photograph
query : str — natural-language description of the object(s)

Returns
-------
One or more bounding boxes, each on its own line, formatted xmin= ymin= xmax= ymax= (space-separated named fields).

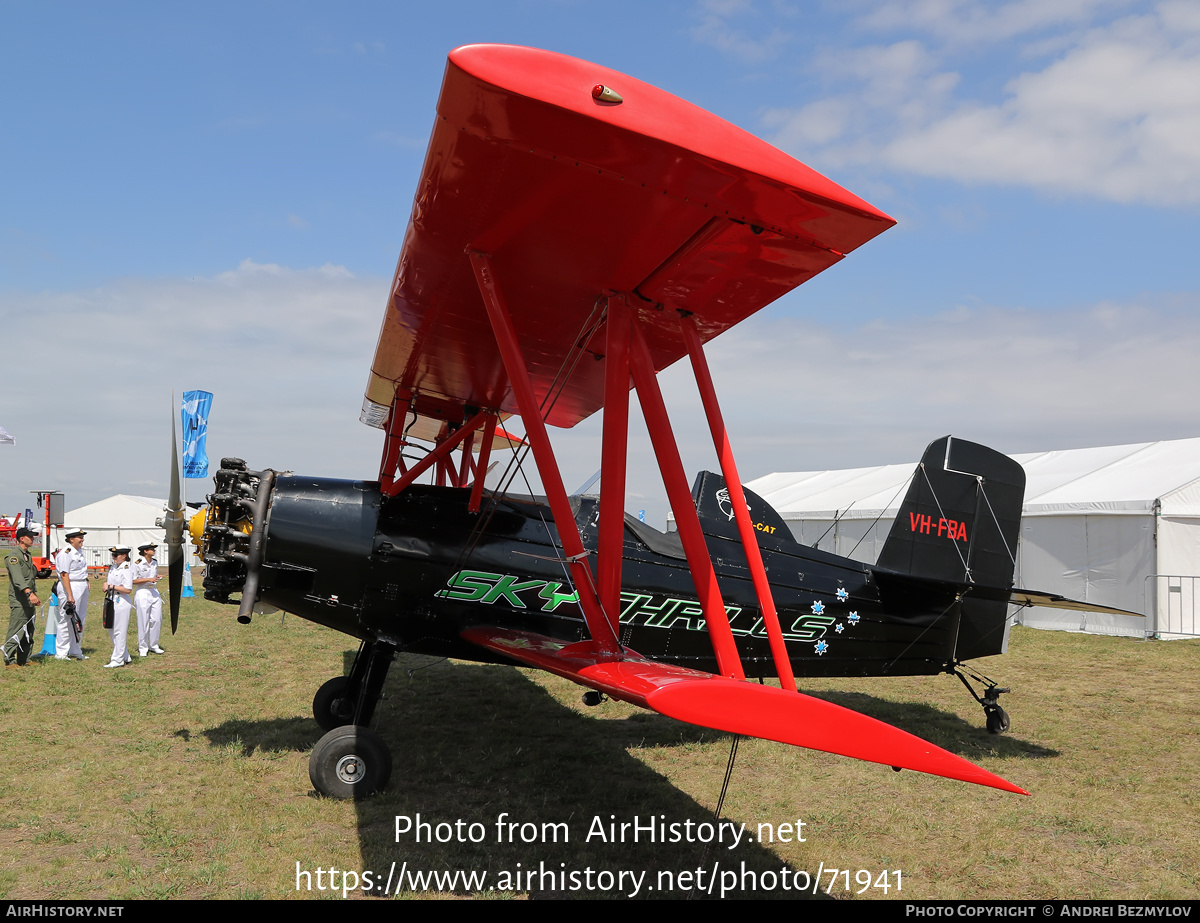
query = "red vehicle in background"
xmin=0 ymin=515 xmax=55 ymax=578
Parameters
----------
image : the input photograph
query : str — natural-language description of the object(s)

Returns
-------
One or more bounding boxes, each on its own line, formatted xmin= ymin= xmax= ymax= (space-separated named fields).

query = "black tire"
xmin=985 ymin=706 xmax=1010 ymax=735
xmin=36 ymin=568 xmax=53 ymax=579
xmin=309 ymin=725 xmax=392 ymax=799
xmin=313 ymin=676 xmax=355 ymax=731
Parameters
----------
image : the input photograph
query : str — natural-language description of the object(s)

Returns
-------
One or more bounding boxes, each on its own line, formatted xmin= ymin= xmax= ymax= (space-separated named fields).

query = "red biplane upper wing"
xmin=362 ymin=43 xmax=895 ymax=438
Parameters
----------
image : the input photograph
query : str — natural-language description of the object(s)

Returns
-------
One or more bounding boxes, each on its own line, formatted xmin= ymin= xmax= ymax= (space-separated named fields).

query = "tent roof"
xmin=63 ymin=494 xmax=167 ymax=528
xmin=747 ymin=464 xmax=915 ymax=521
xmin=748 ymin=437 xmax=1200 ymax=520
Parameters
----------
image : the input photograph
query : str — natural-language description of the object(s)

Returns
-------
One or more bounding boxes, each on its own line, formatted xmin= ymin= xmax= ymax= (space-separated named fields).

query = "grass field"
xmin=1 ymin=573 xmax=1197 ymax=900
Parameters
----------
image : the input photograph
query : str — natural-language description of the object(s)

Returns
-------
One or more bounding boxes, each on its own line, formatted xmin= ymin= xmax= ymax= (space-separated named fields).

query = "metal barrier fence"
xmin=1144 ymin=575 xmax=1200 ymax=639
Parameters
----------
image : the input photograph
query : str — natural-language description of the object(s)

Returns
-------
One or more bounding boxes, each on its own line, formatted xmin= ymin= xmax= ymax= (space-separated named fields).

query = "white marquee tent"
xmin=745 ymin=438 xmax=1200 ymax=639
xmin=47 ymin=495 xmax=198 ymax=569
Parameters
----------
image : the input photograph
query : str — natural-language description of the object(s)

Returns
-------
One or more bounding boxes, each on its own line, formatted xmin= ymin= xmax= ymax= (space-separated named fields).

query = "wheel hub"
xmin=335 ymin=754 xmax=366 ymax=784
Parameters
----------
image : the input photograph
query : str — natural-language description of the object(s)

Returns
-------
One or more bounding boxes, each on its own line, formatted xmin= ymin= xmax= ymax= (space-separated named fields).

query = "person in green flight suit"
xmin=4 ymin=527 xmax=41 ymax=667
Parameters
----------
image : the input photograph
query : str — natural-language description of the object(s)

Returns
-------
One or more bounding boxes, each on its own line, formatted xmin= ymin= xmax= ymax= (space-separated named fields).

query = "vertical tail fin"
xmin=876 ymin=437 xmax=1025 ymax=661
xmin=877 ymin=436 xmax=1025 ymax=588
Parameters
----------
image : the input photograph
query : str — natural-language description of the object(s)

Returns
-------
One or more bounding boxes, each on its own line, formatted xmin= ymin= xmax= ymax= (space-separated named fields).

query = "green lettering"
xmin=538 ymin=582 xmax=580 ymax=612
xmin=480 ymin=575 xmax=547 ymax=608
xmin=436 ymin=570 xmax=502 ymax=602
xmin=786 ymin=614 xmax=835 ymax=642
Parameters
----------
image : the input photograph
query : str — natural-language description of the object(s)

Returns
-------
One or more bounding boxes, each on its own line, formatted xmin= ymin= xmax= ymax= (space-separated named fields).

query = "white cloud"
xmin=536 ymin=294 xmax=1200 ymax=527
xmin=859 ymin=0 xmax=1135 ymax=46
xmin=764 ymin=39 xmax=958 ymax=151
xmin=883 ymin=12 xmax=1200 ymax=202
xmin=691 ymin=0 xmax=794 ymax=63
xmin=5 ymin=264 xmax=1197 ymax=533
xmin=0 ymin=262 xmax=388 ymax=510
xmin=694 ymin=295 xmax=1200 ymax=460
xmin=767 ymin=2 xmax=1200 ymax=206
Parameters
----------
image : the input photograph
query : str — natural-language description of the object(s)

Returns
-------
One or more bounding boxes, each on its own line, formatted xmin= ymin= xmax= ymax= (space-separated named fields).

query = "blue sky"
xmin=2 ymin=1 xmax=1198 ymax=526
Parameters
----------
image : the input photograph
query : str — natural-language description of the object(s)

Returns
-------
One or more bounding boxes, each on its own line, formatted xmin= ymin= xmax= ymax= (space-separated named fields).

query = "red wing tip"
xmin=895 ymin=765 xmax=1026 ymax=796
xmin=969 ymin=774 xmax=1029 ymax=796
xmin=952 ymin=763 xmax=1029 ymax=796
xmin=647 ymin=680 xmax=1031 ymax=795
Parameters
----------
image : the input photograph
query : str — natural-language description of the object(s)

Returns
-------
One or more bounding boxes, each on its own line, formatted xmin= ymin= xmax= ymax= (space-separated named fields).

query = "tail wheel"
xmin=313 ymin=676 xmax=355 ymax=731
xmin=309 ymin=725 xmax=392 ymax=799
xmin=954 ymin=666 xmax=1012 ymax=735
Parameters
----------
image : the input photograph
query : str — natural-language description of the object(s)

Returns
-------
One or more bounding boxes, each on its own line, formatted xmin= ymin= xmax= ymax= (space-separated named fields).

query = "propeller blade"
xmin=168 ymin=548 xmax=182 ymax=633
xmin=165 ymin=394 xmax=185 ymax=633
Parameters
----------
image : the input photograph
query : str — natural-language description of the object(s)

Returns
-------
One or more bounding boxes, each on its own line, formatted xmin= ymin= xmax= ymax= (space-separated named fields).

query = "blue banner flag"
xmin=181 ymin=390 xmax=214 ymax=479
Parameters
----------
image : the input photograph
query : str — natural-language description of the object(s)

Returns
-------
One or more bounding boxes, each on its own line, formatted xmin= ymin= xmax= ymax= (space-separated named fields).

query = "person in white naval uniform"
xmin=102 ymin=547 xmax=134 ymax=668
xmin=55 ymin=529 xmax=90 ymax=660
xmin=132 ymin=543 xmax=165 ymax=656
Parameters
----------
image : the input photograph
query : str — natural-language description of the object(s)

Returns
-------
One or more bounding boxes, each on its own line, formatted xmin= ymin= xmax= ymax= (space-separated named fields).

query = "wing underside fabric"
xmin=362 ymin=45 xmax=895 ymax=437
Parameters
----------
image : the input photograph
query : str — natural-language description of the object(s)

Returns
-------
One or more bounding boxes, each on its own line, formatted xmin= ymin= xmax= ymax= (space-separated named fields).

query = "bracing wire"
xmin=976 ymin=475 xmax=1017 ymax=567
xmin=917 ymin=464 xmax=973 ymax=582
xmin=846 ymin=469 xmax=917 ymax=560
xmin=883 ymin=593 xmax=964 ymax=672
xmin=688 ymin=734 xmax=741 ymax=900
xmin=438 ymin=295 xmax=610 ymax=621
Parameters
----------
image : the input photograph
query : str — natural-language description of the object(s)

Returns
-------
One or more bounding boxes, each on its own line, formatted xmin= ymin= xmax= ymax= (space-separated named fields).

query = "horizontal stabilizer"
xmin=463 ymin=627 xmax=1027 ymax=795
xmin=1011 ymin=589 xmax=1142 ymax=618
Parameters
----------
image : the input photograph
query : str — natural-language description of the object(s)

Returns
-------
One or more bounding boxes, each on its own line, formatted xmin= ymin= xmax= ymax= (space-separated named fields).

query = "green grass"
xmin=1 ymin=573 xmax=1197 ymax=899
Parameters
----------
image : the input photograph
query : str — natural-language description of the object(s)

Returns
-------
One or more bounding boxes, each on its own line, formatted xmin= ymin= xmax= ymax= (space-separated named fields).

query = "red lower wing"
xmin=463 ymin=627 xmax=1027 ymax=796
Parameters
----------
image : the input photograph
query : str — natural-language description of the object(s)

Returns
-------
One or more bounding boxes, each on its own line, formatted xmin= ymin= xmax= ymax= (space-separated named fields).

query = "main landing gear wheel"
xmin=313 ymin=676 xmax=355 ymax=731
xmin=309 ymin=725 xmax=392 ymax=799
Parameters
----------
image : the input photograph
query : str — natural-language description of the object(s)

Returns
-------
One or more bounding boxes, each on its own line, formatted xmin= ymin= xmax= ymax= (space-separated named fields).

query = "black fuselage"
xmin=207 ymin=473 xmax=991 ymax=681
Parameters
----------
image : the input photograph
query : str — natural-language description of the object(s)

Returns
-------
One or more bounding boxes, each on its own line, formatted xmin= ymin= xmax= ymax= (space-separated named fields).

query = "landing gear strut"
xmin=309 ymin=639 xmax=396 ymax=798
xmin=954 ymin=664 xmax=1011 ymax=735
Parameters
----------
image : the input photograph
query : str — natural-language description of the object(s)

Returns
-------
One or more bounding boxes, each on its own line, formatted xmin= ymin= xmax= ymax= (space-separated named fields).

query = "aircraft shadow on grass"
xmin=200 ymin=655 xmax=808 ymax=898
xmin=200 ymin=652 xmax=1052 ymax=898
xmin=800 ymin=690 xmax=1058 ymax=762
